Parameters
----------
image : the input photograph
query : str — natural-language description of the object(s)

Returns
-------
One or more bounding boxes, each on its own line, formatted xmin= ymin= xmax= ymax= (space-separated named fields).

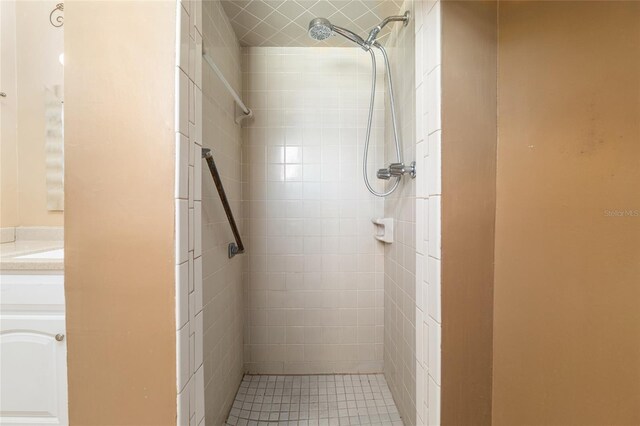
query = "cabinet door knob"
xmin=0 ymin=92 xmax=6 ymax=98
xmin=55 ymin=334 xmax=65 ymax=341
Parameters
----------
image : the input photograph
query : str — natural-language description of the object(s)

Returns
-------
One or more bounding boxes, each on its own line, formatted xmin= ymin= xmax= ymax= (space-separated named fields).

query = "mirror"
xmin=0 ymin=0 xmax=64 ymax=229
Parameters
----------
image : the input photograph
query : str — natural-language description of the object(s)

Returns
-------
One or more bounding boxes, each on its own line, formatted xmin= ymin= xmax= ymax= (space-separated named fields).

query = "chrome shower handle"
xmin=377 ymin=168 xmax=392 ymax=180
xmin=377 ymin=162 xmax=417 ymax=180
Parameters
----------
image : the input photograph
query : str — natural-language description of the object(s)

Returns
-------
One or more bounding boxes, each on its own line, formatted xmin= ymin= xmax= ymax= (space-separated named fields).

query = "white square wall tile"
xmin=177 ymin=3 xmax=189 ymax=72
xmin=428 ymin=196 xmax=441 ymax=259
xmin=195 ymin=1 xmax=202 ymax=34
xmin=416 ymin=198 xmax=425 ymax=254
xmin=195 ymin=366 xmax=205 ymax=424
xmin=424 ymin=1 xmax=442 ymax=75
xmin=423 ymin=318 xmax=430 ymax=370
xmin=189 ymin=332 xmax=195 ymax=375
xmin=194 ymin=201 xmax=202 ymax=257
xmin=415 ymin=27 xmax=424 ymax=87
xmin=189 ymin=207 xmax=195 ymax=252
xmin=177 ymin=70 xmax=189 ymax=136
xmin=416 ymin=141 xmax=425 ymax=199
xmin=416 ymin=307 xmax=424 ymax=365
xmin=426 ymin=66 xmax=442 ymax=135
xmin=189 ymin=291 xmax=196 ymax=326
xmin=423 ymin=196 xmax=429 ymax=243
xmin=195 ymin=311 xmax=203 ymax=369
xmin=427 ymin=256 xmax=441 ymax=323
xmin=177 ymin=385 xmax=190 ymax=426
xmin=194 ymin=256 xmax=203 ymax=313
xmin=415 ymin=0 xmax=424 ymax=32
xmin=416 ymin=84 xmax=425 ymax=144
xmin=416 ymin=253 xmax=424 ymax=310
xmin=428 ymin=130 xmax=442 ymax=196
xmin=427 ymin=317 xmax=442 ymax=385
xmin=189 ymin=0 xmax=196 ymax=39
xmin=176 ymin=262 xmax=189 ymax=329
xmin=188 ymin=36 xmax=196 ymax=82
xmin=189 ymin=166 xmax=195 ymax=209
xmin=176 ymin=133 xmax=189 ymax=199
xmin=188 ymin=252 xmax=194 ymax=293
xmin=195 ymin=88 xmax=202 ymax=143
xmin=176 ymin=324 xmax=189 ymax=391
xmin=189 ymin=80 xmax=195 ymax=125
xmin=179 ymin=0 xmax=190 ymax=16
xmin=188 ymin=127 xmax=195 ymax=166
xmin=194 ymin=150 xmax=202 ymax=201
xmin=176 ymin=200 xmax=189 ymax=264
xmin=416 ymin=363 xmax=425 ymax=423
xmin=189 ymin=372 xmax=196 ymax=420
xmin=428 ymin=376 xmax=441 ymax=426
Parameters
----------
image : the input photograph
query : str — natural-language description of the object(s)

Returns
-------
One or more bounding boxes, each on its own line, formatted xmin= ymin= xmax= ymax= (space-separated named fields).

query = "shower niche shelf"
xmin=372 ymin=218 xmax=394 ymax=244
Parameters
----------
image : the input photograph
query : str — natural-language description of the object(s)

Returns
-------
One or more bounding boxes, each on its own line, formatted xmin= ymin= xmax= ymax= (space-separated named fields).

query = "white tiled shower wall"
xmin=201 ymin=0 xmax=245 ymax=425
xmin=175 ymin=1 xmax=441 ymax=424
xmin=175 ymin=0 xmax=205 ymax=425
xmin=414 ymin=1 xmax=442 ymax=425
xmin=383 ymin=0 xmax=417 ymax=424
xmin=242 ymin=47 xmax=388 ymax=375
xmin=175 ymin=0 xmax=245 ymax=425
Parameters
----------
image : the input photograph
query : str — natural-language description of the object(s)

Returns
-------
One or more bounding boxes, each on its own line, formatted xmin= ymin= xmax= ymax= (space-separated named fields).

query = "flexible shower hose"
xmin=362 ymin=42 xmax=403 ymax=197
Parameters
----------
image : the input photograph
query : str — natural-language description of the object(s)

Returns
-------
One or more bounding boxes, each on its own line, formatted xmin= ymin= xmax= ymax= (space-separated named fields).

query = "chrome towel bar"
xmin=202 ymin=148 xmax=244 ymax=258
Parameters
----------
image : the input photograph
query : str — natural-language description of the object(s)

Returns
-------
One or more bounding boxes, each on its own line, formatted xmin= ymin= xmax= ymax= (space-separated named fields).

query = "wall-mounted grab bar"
xmin=202 ymin=148 xmax=244 ymax=259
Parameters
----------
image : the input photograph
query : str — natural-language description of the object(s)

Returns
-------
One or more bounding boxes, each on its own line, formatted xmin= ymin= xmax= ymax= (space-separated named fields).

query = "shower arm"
xmin=365 ymin=11 xmax=410 ymax=46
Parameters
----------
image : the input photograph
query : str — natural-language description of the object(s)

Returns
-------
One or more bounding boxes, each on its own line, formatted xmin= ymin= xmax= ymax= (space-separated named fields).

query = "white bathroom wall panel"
xmin=175 ymin=0 xmax=206 ymax=425
xmin=414 ymin=1 xmax=443 ymax=425
xmin=199 ymin=0 xmax=245 ymax=425
xmin=242 ymin=46 xmax=388 ymax=375
xmin=382 ymin=0 xmax=417 ymax=423
xmin=382 ymin=1 xmax=442 ymax=425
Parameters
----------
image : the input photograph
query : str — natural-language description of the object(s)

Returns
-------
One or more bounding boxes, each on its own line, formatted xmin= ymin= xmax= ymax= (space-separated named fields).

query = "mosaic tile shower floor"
xmin=225 ymin=374 xmax=404 ymax=426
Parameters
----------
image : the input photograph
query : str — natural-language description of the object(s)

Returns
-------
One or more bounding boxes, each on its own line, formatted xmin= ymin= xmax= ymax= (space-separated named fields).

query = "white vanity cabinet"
xmin=0 ymin=273 xmax=68 ymax=426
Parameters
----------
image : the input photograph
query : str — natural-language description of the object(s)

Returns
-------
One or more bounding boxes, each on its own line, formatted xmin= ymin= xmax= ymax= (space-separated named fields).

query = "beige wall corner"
xmin=441 ymin=1 xmax=497 ymax=425
xmin=64 ymin=1 xmax=177 ymax=424
xmin=494 ymin=2 xmax=640 ymax=425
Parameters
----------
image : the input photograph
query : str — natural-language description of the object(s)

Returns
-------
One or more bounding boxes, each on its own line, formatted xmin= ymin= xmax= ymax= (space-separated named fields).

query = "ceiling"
xmin=221 ymin=0 xmax=405 ymax=47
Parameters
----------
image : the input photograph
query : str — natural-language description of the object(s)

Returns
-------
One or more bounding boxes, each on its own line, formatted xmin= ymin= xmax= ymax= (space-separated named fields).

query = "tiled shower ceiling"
xmin=221 ymin=0 xmax=405 ymax=47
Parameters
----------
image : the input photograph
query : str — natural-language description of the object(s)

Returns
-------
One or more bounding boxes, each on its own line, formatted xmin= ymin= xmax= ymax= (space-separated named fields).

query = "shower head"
xmin=308 ymin=17 xmax=368 ymax=49
xmin=308 ymin=17 xmax=333 ymax=41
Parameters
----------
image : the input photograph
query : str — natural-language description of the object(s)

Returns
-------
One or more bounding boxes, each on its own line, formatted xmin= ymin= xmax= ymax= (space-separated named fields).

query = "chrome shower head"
xmin=308 ymin=17 xmax=368 ymax=49
xmin=308 ymin=17 xmax=333 ymax=41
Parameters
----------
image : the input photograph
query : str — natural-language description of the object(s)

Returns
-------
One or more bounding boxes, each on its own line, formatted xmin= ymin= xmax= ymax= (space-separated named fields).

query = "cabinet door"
xmin=0 ymin=315 xmax=68 ymax=426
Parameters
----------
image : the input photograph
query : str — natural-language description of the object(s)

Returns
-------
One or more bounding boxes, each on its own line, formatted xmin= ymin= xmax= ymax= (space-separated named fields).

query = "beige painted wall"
xmin=440 ymin=2 xmax=497 ymax=425
xmin=0 ymin=0 xmax=18 ymax=227
xmin=494 ymin=1 xmax=640 ymax=424
xmin=64 ymin=1 xmax=177 ymax=424
xmin=0 ymin=0 xmax=64 ymax=227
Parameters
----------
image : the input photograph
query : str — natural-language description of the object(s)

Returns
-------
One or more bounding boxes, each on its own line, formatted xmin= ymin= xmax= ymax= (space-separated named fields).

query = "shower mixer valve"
xmin=377 ymin=162 xmax=417 ymax=180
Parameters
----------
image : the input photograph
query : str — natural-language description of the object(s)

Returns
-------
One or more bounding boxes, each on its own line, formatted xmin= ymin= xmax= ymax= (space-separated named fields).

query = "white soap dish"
xmin=372 ymin=218 xmax=394 ymax=243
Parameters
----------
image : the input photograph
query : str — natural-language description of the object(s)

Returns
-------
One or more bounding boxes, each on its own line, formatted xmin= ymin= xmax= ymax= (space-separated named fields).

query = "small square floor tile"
xmin=226 ymin=374 xmax=403 ymax=426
